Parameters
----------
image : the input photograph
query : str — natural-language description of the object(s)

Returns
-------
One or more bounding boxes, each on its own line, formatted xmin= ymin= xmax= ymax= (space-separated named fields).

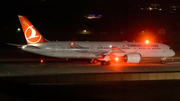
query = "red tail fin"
xmin=18 ymin=15 xmax=47 ymax=44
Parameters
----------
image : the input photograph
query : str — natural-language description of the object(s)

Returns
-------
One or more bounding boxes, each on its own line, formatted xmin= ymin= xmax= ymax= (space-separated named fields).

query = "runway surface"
xmin=0 ymin=54 xmax=180 ymax=101
xmin=0 ymin=58 xmax=180 ymax=76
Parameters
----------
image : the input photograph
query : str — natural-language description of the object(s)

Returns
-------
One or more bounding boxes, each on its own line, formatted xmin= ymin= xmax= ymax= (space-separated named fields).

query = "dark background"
xmin=0 ymin=1 xmax=180 ymax=101
xmin=1 ymin=0 xmax=180 ymax=45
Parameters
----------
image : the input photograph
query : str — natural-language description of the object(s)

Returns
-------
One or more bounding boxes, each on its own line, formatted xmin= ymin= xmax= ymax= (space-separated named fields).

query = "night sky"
xmin=1 ymin=0 xmax=180 ymax=45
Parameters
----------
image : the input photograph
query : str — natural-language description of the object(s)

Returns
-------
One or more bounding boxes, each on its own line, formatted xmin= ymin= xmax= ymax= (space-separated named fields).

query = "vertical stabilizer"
xmin=18 ymin=15 xmax=47 ymax=44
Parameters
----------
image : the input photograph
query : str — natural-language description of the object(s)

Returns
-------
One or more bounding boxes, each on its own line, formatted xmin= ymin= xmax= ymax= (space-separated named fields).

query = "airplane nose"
xmin=171 ymin=50 xmax=175 ymax=57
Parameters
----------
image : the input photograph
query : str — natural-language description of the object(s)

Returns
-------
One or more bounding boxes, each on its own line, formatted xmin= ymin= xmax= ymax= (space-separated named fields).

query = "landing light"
xmin=145 ymin=40 xmax=149 ymax=44
xmin=115 ymin=57 xmax=119 ymax=61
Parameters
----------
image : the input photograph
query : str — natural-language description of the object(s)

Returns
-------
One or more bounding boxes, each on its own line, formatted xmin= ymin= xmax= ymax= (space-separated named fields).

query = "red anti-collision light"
xmin=71 ymin=42 xmax=74 ymax=46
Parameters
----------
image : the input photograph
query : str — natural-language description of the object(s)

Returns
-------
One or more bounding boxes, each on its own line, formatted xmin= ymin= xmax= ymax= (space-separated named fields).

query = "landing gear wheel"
xmin=88 ymin=59 xmax=98 ymax=64
xmin=101 ymin=61 xmax=111 ymax=65
xmin=106 ymin=61 xmax=111 ymax=65
xmin=93 ymin=59 xmax=98 ymax=64
xmin=161 ymin=60 xmax=165 ymax=64
xmin=101 ymin=61 xmax=105 ymax=65
xmin=161 ymin=57 xmax=166 ymax=64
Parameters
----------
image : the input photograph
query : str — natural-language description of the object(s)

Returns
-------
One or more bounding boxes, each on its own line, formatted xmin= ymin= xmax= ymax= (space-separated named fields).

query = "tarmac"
xmin=0 ymin=49 xmax=180 ymax=101
xmin=0 ymin=58 xmax=179 ymax=76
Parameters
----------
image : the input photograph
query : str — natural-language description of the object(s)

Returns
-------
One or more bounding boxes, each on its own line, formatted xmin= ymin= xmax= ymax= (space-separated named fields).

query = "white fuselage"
xmin=21 ymin=41 xmax=175 ymax=59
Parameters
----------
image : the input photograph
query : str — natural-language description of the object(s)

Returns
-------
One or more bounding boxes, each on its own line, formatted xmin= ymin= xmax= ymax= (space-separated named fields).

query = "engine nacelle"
xmin=123 ymin=53 xmax=141 ymax=63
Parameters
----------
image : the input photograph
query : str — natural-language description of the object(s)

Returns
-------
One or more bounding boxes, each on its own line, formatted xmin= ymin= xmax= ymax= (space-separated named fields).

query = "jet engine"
xmin=123 ymin=53 xmax=141 ymax=63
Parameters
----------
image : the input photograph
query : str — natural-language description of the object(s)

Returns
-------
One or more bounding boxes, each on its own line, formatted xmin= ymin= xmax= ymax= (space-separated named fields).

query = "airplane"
xmin=11 ymin=15 xmax=175 ymax=65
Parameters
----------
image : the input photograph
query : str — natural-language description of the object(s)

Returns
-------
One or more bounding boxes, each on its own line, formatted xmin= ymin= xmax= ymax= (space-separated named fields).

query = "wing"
xmin=69 ymin=43 xmax=126 ymax=61
xmin=97 ymin=46 xmax=126 ymax=61
xmin=6 ymin=43 xmax=23 ymax=49
xmin=104 ymin=46 xmax=125 ymax=55
xmin=6 ymin=43 xmax=40 ymax=49
xmin=6 ymin=43 xmax=22 ymax=47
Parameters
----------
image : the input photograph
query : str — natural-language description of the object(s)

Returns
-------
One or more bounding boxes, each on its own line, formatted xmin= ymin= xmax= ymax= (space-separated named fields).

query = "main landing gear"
xmin=101 ymin=61 xmax=111 ymax=65
xmin=88 ymin=59 xmax=111 ymax=65
xmin=88 ymin=59 xmax=98 ymax=64
xmin=161 ymin=57 xmax=166 ymax=64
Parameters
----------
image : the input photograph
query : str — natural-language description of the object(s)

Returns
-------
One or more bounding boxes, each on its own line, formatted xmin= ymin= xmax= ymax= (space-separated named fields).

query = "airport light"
xmin=80 ymin=30 xmax=90 ymax=34
xmin=17 ymin=28 xmax=21 ymax=32
xmin=84 ymin=14 xmax=102 ymax=19
xmin=40 ymin=59 xmax=44 ymax=63
xmin=82 ymin=30 xmax=87 ymax=34
xmin=83 ymin=30 xmax=86 ymax=33
xmin=149 ymin=7 xmax=153 ymax=11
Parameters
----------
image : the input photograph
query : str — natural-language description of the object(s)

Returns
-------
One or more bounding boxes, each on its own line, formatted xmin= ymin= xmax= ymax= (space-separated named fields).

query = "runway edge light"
xmin=40 ymin=59 xmax=44 ymax=63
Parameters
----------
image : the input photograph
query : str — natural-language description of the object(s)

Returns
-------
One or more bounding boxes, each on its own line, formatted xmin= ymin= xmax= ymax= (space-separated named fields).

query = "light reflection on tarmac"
xmin=0 ymin=58 xmax=180 ymax=76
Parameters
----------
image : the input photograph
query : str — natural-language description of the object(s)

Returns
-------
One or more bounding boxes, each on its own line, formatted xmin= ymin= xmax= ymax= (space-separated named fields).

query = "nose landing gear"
xmin=161 ymin=57 xmax=166 ymax=64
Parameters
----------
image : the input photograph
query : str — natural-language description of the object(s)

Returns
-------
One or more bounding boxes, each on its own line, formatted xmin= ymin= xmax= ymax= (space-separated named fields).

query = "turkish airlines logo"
xmin=25 ymin=26 xmax=41 ymax=43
